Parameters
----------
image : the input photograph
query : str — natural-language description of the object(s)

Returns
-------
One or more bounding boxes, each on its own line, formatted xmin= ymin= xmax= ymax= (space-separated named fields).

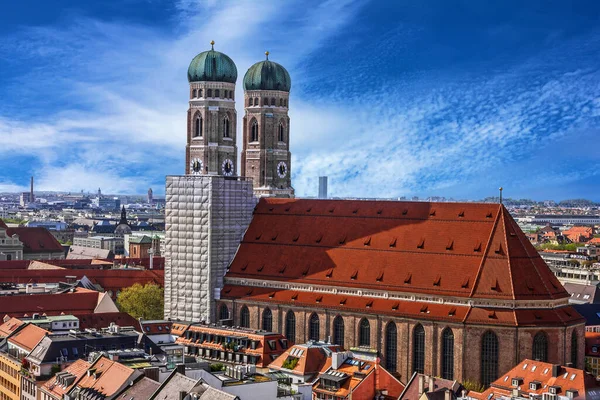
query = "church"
xmin=164 ymin=43 xmax=584 ymax=388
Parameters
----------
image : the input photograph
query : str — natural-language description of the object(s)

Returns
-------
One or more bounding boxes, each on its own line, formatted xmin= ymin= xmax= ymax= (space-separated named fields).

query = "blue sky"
xmin=1 ymin=0 xmax=600 ymax=200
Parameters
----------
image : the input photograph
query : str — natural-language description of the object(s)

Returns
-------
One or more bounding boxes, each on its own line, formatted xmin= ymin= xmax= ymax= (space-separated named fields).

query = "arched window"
xmin=262 ymin=308 xmax=272 ymax=332
xmin=481 ymin=331 xmax=499 ymax=387
xmin=195 ymin=116 xmax=203 ymax=137
xmin=207 ymin=89 xmax=212 ymax=97
xmin=532 ymin=331 xmax=548 ymax=362
xmin=571 ymin=330 xmax=578 ymax=367
xmin=198 ymin=89 xmax=203 ymax=97
xmin=248 ymin=98 xmax=252 ymax=107
xmin=271 ymin=98 xmax=276 ymax=106
xmin=333 ymin=316 xmax=344 ymax=348
xmin=309 ymin=313 xmax=320 ymax=341
xmin=278 ymin=123 xmax=285 ymax=142
xmin=441 ymin=328 xmax=454 ymax=380
xmin=253 ymin=98 xmax=259 ymax=106
xmin=284 ymin=99 xmax=287 ymax=107
xmin=285 ymin=311 xmax=296 ymax=343
xmin=219 ymin=304 xmax=229 ymax=320
xmin=413 ymin=324 xmax=425 ymax=373
xmin=215 ymin=89 xmax=220 ymax=98
xmin=385 ymin=322 xmax=397 ymax=372
xmin=192 ymin=89 xmax=197 ymax=98
xmin=359 ymin=318 xmax=370 ymax=347
xmin=223 ymin=117 xmax=230 ymax=138
xmin=251 ymin=120 xmax=259 ymax=142
xmin=240 ymin=306 xmax=250 ymax=328
xmin=279 ymin=98 xmax=283 ymax=106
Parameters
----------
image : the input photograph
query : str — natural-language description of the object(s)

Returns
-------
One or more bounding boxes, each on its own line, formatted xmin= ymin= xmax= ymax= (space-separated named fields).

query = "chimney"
xmin=418 ymin=375 xmax=425 ymax=396
xmin=143 ymin=367 xmax=159 ymax=382
xmin=429 ymin=376 xmax=435 ymax=392
xmin=551 ymin=364 xmax=561 ymax=378
xmin=176 ymin=363 xmax=186 ymax=375
xmin=444 ymin=389 xmax=452 ymax=400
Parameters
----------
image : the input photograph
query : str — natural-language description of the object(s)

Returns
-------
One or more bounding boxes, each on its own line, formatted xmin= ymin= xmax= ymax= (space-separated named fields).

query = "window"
xmin=219 ymin=304 xmax=229 ymax=320
xmin=441 ymin=328 xmax=454 ymax=380
xmin=309 ymin=313 xmax=320 ymax=341
xmin=532 ymin=331 xmax=548 ymax=362
xmin=207 ymin=89 xmax=212 ymax=97
xmin=413 ymin=324 xmax=425 ymax=373
xmin=195 ymin=116 xmax=203 ymax=137
xmin=248 ymin=98 xmax=252 ymax=107
xmin=199 ymin=89 xmax=203 ymax=97
xmin=251 ymin=120 xmax=259 ymax=142
xmin=253 ymin=97 xmax=259 ymax=106
xmin=571 ymin=330 xmax=578 ymax=367
xmin=278 ymin=123 xmax=285 ymax=142
xmin=215 ymin=89 xmax=220 ymax=98
xmin=481 ymin=331 xmax=499 ymax=387
xmin=280 ymin=98 xmax=283 ymax=106
xmin=385 ymin=322 xmax=397 ymax=372
xmin=223 ymin=117 xmax=230 ymax=138
xmin=285 ymin=311 xmax=296 ymax=343
xmin=262 ymin=308 xmax=273 ymax=332
xmin=333 ymin=316 xmax=344 ymax=348
xmin=192 ymin=89 xmax=197 ymax=98
xmin=271 ymin=97 xmax=276 ymax=106
xmin=284 ymin=99 xmax=287 ymax=107
xmin=240 ymin=306 xmax=250 ymax=328
xmin=359 ymin=318 xmax=370 ymax=347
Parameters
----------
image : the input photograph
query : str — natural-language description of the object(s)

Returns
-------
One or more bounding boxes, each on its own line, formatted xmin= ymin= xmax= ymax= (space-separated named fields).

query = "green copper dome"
xmin=243 ymin=54 xmax=291 ymax=92
xmin=187 ymin=43 xmax=237 ymax=83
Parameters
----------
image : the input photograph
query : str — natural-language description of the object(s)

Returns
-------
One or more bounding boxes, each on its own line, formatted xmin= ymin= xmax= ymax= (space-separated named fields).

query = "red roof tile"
xmin=41 ymin=359 xmax=90 ymax=398
xmin=78 ymin=312 xmax=139 ymax=330
xmin=0 ymin=317 xmax=25 ymax=338
xmin=8 ymin=323 xmax=48 ymax=351
xmin=5 ymin=227 xmax=64 ymax=254
xmin=225 ymin=199 xmax=567 ymax=301
xmin=0 ymin=288 xmax=103 ymax=317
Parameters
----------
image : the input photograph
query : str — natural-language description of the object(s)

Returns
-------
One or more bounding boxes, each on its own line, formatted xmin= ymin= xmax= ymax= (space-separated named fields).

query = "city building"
xmin=39 ymin=359 xmax=90 ymax=400
xmin=573 ymin=304 xmax=600 ymax=332
xmin=73 ymin=236 xmax=124 ymax=255
xmin=464 ymin=359 xmax=600 ymax=400
xmin=164 ymin=43 xmax=257 ymax=323
xmin=400 ymin=373 xmax=464 ymax=400
xmin=67 ymin=246 xmax=113 ymax=259
xmin=563 ymin=283 xmax=600 ymax=304
xmin=0 ymin=226 xmax=23 ymax=260
xmin=318 ymin=176 xmax=328 ymax=199
xmin=0 ymin=226 xmax=64 ymax=260
xmin=173 ymin=321 xmax=288 ymax=368
xmin=148 ymin=188 xmax=154 ymax=204
xmin=585 ymin=332 xmax=600 ymax=377
xmin=219 ymin=198 xmax=585 ymax=386
xmin=518 ymin=215 xmax=600 ymax=225
xmin=129 ymin=235 xmax=158 ymax=258
xmin=241 ymin=51 xmax=294 ymax=198
xmin=149 ymin=370 xmax=237 ymax=400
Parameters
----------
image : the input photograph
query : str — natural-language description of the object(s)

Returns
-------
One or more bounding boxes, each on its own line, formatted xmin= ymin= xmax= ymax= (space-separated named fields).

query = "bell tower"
xmin=185 ymin=41 xmax=238 ymax=177
xmin=241 ymin=52 xmax=294 ymax=198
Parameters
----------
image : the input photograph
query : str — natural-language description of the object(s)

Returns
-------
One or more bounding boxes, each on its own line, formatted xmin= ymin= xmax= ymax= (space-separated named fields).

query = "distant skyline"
xmin=1 ymin=1 xmax=600 ymax=200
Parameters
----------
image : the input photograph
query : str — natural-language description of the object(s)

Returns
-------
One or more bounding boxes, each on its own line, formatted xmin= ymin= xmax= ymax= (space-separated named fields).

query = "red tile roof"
xmin=0 ymin=219 xmax=7 ymax=229
xmin=269 ymin=343 xmax=342 ymax=377
xmin=0 ymin=288 xmax=104 ymax=317
xmin=76 ymin=356 xmax=136 ymax=397
xmin=225 ymin=199 xmax=568 ymax=301
xmin=78 ymin=312 xmax=139 ymax=330
xmin=8 ymin=323 xmax=48 ymax=351
xmin=471 ymin=359 xmax=598 ymax=400
xmin=585 ymin=332 xmax=600 ymax=357
xmin=6 ymin=227 xmax=64 ymax=254
xmin=0 ymin=317 xmax=25 ymax=337
xmin=41 ymin=359 xmax=90 ymax=398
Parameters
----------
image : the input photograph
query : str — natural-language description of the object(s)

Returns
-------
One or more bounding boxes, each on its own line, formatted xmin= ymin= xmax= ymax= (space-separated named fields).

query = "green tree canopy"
xmin=117 ymin=283 xmax=164 ymax=320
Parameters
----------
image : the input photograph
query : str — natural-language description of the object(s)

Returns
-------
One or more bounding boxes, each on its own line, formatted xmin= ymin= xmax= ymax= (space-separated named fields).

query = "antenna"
xmin=499 ymin=187 xmax=503 ymax=204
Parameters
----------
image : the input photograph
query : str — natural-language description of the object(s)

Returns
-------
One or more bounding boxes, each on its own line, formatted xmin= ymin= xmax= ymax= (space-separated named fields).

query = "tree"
xmin=117 ymin=283 xmax=164 ymax=320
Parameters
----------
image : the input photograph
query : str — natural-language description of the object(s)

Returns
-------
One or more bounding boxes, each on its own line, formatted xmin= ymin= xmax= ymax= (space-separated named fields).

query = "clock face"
xmin=277 ymin=161 xmax=288 ymax=179
xmin=189 ymin=158 xmax=203 ymax=175
xmin=222 ymin=159 xmax=234 ymax=176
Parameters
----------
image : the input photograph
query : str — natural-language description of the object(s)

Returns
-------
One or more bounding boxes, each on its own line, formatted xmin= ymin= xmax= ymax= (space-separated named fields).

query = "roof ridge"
xmin=469 ymin=204 xmax=503 ymax=298
xmin=500 ymin=207 xmax=517 ymax=301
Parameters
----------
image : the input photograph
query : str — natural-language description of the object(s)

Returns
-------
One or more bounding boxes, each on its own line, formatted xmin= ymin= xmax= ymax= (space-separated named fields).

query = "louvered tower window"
xmin=441 ymin=328 xmax=454 ymax=380
xmin=385 ymin=322 xmax=397 ymax=372
xmin=413 ymin=324 xmax=425 ymax=373
xmin=262 ymin=308 xmax=272 ymax=332
xmin=481 ymin=331 xmax=499 ymax=387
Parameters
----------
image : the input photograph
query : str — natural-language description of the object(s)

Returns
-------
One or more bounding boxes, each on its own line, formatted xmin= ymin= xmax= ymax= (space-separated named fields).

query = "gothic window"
xmin=251 ymin=120 xmax=259 ymax=142
xmin=271 ymin=97 xmax=276 ymax=106
xmin=199 ymin=89 xmax=203 ymax=97
xmin=441 ymin=328 xmax=454 ymax=380
xmin=481 ymin=331 xmax=499 ymax=387
xmin=215 ymin=89 xmax=220 ymax=98
xmin=532 ymin=331 xmax=548 ymax=362
xmin=262 ymin=308 xmax=273 ymax=332
xmin=413 ymin=324 xmax=425 ymax=373
xmin=571 ymin=330 xmax=578 ymax=367
xmin=248 ymin=98 xmax=252 ymax=107
xmin=224 ymin=117 xmax=230 ymax=138
xmin=359 ymin=318 xmax=370 ymax=347
xmin=219 ymin=304 xmax=229 ymax=320
xmin=192 ymin=89 xmax=197 ymax=98
xmin=285 ymin=310 xmax=296 ymax=343
xmin=207 ymin=89 xmax=212 ymax=97
xmin=333 ymin=316 xmax=344 ymax=348
xmin=195 ymin=116 xmax=203 ymax=137
xmin=254 ymin=97 xmax=259 ymax=106
xmin=308 ymin=313 xmax=320 ymax=341
xmin=278 ymin=123 xmax=285 ymax=142
xmin=240 ymin=306 xmax=250 ymax=328
xmin=385 ymin=322 xmax=397 ymax=372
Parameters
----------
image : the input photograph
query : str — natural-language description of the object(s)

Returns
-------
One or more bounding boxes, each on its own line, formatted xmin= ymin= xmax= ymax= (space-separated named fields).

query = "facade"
xmin=585 ymin=332 xmax=600 ymax=377
xmin=3 ymin=228 xmax=64 ymax=260
xmin=0 ymin=352 xmax=20 ymax=400
xmin=219 ymin=198 xmax=585 ymax=387
xmin=519 ymin=215 xmax=600 ymax=225
xmin=0 ymin=227 xmax=23 ymax=261
xmin=73 ymin=236 xmax=124 ymax=255
xmin=241 ymin=52 xmax=294 ymax=198
xmin=318 ymin=176 xmax=328 ymax=199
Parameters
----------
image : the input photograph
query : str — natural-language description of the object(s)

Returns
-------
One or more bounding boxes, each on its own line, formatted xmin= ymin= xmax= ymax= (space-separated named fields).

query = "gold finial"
xmin=210 ymin=40 xmax=215 ymax=49
xmin=265 ymin=51 xmax=269 ymax=60
xmin=499 ymin=187 xmax=503 ymax=204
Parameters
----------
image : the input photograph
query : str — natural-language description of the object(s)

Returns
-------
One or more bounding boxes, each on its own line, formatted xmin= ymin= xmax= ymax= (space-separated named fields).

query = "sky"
xmin=1 ymin=0 xmax=600 ymax=200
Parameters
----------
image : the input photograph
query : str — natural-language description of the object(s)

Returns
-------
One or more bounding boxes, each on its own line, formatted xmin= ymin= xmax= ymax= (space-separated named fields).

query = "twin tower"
xmin=184 ymin=42 xmax=294 ymax=198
